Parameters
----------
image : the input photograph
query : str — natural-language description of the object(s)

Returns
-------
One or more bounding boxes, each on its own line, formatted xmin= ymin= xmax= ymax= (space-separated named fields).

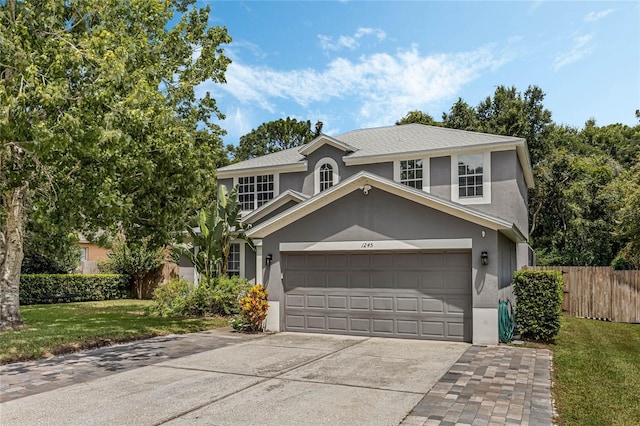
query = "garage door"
xmin=282 ymin=250 xmax=472 ymax=342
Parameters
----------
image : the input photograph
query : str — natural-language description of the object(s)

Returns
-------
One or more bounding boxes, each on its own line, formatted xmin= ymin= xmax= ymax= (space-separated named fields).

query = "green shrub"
xmin=20 ymin=274 xmax=129 ymax=305
xmin=513 ymin=270 xmax=564 ymax=342
xmin=146 ymin=276 xmax=251 ymax=317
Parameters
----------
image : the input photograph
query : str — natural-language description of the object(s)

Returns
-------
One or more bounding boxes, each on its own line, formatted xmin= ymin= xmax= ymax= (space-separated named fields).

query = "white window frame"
xmin=451 ymin=152 xmax=491 ymax=205
xmin=393 ymin=157 xmax=430 ymax=192
xmin=234 ymin=174 xmax=280 ymax=211
xmin=314 ymin=157 xmax=340 ymax=194
xmin=80 ymin=247 xmax=88 ymax=261
xmin=226 ymin=240 xmax=245 ymax=277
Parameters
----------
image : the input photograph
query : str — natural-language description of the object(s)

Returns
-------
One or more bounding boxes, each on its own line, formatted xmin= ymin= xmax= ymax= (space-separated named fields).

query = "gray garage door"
xmin=282 ymin=250 xmax=472 ymax=342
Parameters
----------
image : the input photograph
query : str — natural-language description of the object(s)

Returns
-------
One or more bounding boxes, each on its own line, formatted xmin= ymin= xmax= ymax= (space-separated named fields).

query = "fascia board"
xmin=298 ymin=134 xmax=357 ymax=156
xmin=516 ymin=144 xmax=535 ymax=189
xmin=216 ymin=162 xmax=307 ymax=179
xmin=241 ymin=191 xmax=309 ymax=224
xmin=342 ymin=141 xmax=524 ymax=166
xmin=247 ymin=171 xmax=519 ymax=239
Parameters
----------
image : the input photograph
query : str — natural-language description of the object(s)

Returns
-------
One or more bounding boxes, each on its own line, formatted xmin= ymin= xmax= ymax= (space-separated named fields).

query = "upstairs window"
xmin=452 ymin=152 xmax=490 ymax=205
xmin=238 ymin=174 xmax=274 ymax=210
xmin=314 ymin=158 xmax=340 ymax=194
xmin=458 ymin=154 xmax=483 ymax=198
xmin=399 ymin=159 xmax=423 ymax=189
xmin=227 ymin=243 xmax=240 ymax=277
xmin=319 ymin=163 xmax=334 ymax=191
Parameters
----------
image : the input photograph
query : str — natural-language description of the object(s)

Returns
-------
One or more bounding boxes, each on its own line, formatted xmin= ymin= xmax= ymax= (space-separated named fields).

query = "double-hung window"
xmin=399 ymin=159 xmax=423 ymax=189
xmin=452 ymin=152 xmax=490 ymax=204
xmin=227 ymin=243 xmax=240 ymax=277
xmin=238 ymin=174 xmax=274 ymax=210
xmin=457 ymin=154 xmax=483 ymax=198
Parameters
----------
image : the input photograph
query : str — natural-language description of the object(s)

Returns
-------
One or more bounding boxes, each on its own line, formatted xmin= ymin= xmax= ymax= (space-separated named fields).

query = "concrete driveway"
xmin=1 ymin=332 xmax=469 ymax=425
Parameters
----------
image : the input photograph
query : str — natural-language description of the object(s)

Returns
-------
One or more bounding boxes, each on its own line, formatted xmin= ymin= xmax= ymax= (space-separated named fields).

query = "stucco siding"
xmin=261 ymin=188 xmax=500 ymax=315
xmin=244 ymin=244 xmax=256 ymax=282
xmin=497 ymin=232 xmax=516 ymax=302
xmin=218 ymin=178 xmax=234 ymax=191
xmin=430 ymin=156 xmax=451 ymax=200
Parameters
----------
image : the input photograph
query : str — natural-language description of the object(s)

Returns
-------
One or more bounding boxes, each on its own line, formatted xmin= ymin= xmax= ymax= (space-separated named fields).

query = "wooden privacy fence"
xmin=524 ymin=266 xmax=640 ymax=323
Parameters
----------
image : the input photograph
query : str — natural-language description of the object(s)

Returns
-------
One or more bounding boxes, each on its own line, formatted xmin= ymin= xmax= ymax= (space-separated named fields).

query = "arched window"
xmin=319 ymin=163 xmax=334 ymax=191
xmin=314 ymin=157 xmax=340 ymax=194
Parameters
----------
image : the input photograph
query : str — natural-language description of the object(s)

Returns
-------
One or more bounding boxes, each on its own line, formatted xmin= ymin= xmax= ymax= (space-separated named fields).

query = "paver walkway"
xmin=1 ymin=331 xmax=553 ymax=425
xmin=400 ymin=345 xmax=554 ymax=426
xmin=0 ymin=328 xmax=263 ymax=403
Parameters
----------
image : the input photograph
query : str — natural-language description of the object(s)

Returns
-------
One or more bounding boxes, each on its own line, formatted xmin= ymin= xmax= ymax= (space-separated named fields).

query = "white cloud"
xmin=553 ymin=34 xmax=593 ymax=71
xmin=318 ymin=27 xmax=387 ymax=51
xmin=223 ymin=107 xmax=254 ymax=142
xmin=202 ymin=44 xmax=509 ymax=128
xmin=584 ymin=9 xmax=614 ymax=22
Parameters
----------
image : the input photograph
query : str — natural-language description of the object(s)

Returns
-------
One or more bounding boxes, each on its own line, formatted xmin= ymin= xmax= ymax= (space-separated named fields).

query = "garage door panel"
xmin=350 ymin=296 xmax=370 ymax=310
xmin=307 ymin=272 xmax=325 ymax=287
xmin=283 ymin=250 xmax=471 ymax=342
xmin=307 ymin=316 xmax=326 ymax=330
xmin=422 ymin=298 xmax=445 ymax=313
xmin=397 ymin=320 xmax=419 ymax=336
xmin=372 ymin=297 xmax=394 ymax=311
xmin=286 ymin=315 xmax=305 ymax=329
xmin=446 ymin=252 xmax=472 ymax=267
xmin=285 ymin=294 xmax=305 ymax=308
xmin=372 ymin=271 xmax=394 ymax=288
xmin=286 ymin=254 xmax=307 ymax=270
xmin=350 ymin=318 xmax=371 ymax=332
xmin=328 ymin=295 xmax=347 ymax=309
xmin=372 ymin=319 xmax=394 ymax=334
xmin=350 ymin=254 xmax=370 ymax=268
xmin=420 ymin=272 xmax=445 ymax=289
xmin=397 ymin=271 xmax=419 ymax=289
xmin=372 ymin=253 xmax=394 ymax=268
xmin=328 ymin=317 xmax=348 ymax=331
xmin=350 ymin=272 xmax=370 ymax=288
xmin=307 ymin=295 xmax=326 ymax=309
xmin=327 ymin=272 xmax=348 ymax=287
xmin=328 ymin=254 xmax=347 ymax=268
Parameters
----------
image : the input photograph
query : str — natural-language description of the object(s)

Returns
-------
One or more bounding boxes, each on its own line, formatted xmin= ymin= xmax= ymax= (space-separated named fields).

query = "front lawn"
xmin=552 ymin=316 xmax=640 ymax=425
xmin=0 ymin=299 xmax=228 ymax=364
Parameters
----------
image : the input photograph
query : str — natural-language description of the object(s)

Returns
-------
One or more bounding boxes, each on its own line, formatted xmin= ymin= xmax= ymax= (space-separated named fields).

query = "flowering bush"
xmin=231 ymin=284 xmax=269 ymax=332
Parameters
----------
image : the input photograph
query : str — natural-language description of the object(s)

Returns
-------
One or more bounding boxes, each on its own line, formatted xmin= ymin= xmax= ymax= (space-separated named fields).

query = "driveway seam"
xmin=153 ymin=337 xmax=373 ymax=424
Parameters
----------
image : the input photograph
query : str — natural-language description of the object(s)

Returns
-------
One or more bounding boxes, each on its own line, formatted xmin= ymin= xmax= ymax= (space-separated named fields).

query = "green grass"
xmin=552 ymin=316 xmax=640 ymax=426
xmin=0 ymin=299 xmax=228 ymax=364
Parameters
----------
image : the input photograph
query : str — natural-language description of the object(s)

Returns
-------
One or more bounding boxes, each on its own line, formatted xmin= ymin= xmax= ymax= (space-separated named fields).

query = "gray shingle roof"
xmin=218 ymin=124 xmax=524 ymax=172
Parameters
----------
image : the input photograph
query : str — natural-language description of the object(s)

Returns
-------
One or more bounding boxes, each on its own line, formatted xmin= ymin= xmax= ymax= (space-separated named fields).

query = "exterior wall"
xmin=218 ymin=178 xmax=234 ymax=191
xmin=77 ymin=243 xmax=110 ymax=262
xmin=429 ymin=156 xmax=451 ymax=200
xmin=475 ymin=150 xmax=528 ymax=238
xmin=497 ymin=232 xmax=517 ymax=302
xmin=279 ymin=171 xmax=305 ymax=194
xmin=260 ymin=188 xmax=501 ymax=344
xmin=244 ymin=244 xmax=256 ymax=282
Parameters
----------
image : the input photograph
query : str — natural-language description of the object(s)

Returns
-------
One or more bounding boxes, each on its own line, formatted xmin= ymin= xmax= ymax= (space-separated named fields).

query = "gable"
xmin=298 ymin=134 xmax=357 ymax=156
xmin=247 ymin=172 xmax=525 ymax=242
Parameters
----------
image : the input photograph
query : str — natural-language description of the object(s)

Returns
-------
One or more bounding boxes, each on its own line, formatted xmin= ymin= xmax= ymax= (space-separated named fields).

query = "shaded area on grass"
xmin=0 ymin=300 xmax=228 ymax=364
xmin=552 ymin=316 xmax=640 ymax=425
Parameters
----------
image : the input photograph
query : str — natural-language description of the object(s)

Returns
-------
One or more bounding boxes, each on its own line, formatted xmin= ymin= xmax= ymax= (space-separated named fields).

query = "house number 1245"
xmin=361 ymin=242 xmax=374 ymax=248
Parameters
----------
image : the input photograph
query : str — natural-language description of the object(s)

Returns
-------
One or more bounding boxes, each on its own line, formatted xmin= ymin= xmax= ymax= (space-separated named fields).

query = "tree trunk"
xmin=0 ymin=183 xmax=28 ymax=329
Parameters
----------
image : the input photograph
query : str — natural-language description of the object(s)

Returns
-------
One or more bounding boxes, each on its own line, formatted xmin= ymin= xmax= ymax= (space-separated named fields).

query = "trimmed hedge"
xmin=20 ymin=274 xmax=129 ymax=305
xmin=513 ymin=270 xmax=564 ymax=342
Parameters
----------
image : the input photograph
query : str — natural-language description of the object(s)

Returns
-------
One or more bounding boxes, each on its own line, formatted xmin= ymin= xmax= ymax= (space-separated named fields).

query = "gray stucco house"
xmin=214 ymin=124 xmax=534 ymax=345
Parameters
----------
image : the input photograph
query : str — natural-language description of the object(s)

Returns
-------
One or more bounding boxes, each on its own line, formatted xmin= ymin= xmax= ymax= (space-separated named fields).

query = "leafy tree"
xmin=442 ymin=98 xmax=479 ymax=131
xmin=173 ymin=185 xmax=254 ymax=284
xmin=0 ymin=1 xmax=231 ymax=327
xmin=609 ymin=164 xmax=640 ymax=268
xmin=396 ymin=110 xmax=440 ymax=126
xmin=232 ymin=118 xmax=323 ymax=162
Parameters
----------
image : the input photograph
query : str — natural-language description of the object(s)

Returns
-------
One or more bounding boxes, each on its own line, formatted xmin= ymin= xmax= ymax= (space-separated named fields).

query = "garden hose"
xmin=499 ymin=299 xmax=515 ymax=343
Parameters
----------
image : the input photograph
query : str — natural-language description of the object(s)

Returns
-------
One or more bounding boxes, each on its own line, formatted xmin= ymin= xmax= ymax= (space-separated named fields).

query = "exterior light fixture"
xmin=481 ymin=251 xmax=489 ymax=266
xmin=265 ymin=254 xmax=273 ymax=266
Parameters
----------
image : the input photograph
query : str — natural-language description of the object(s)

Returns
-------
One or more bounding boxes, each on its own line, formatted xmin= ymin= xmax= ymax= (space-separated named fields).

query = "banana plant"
xmin=172 ymin=185 xmax=254 ymax=285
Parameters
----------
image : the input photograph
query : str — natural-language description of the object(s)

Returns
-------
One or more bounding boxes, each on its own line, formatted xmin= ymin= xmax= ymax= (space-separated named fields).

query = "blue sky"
xmin=196 ymin=1 xmax=639 ymax=145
